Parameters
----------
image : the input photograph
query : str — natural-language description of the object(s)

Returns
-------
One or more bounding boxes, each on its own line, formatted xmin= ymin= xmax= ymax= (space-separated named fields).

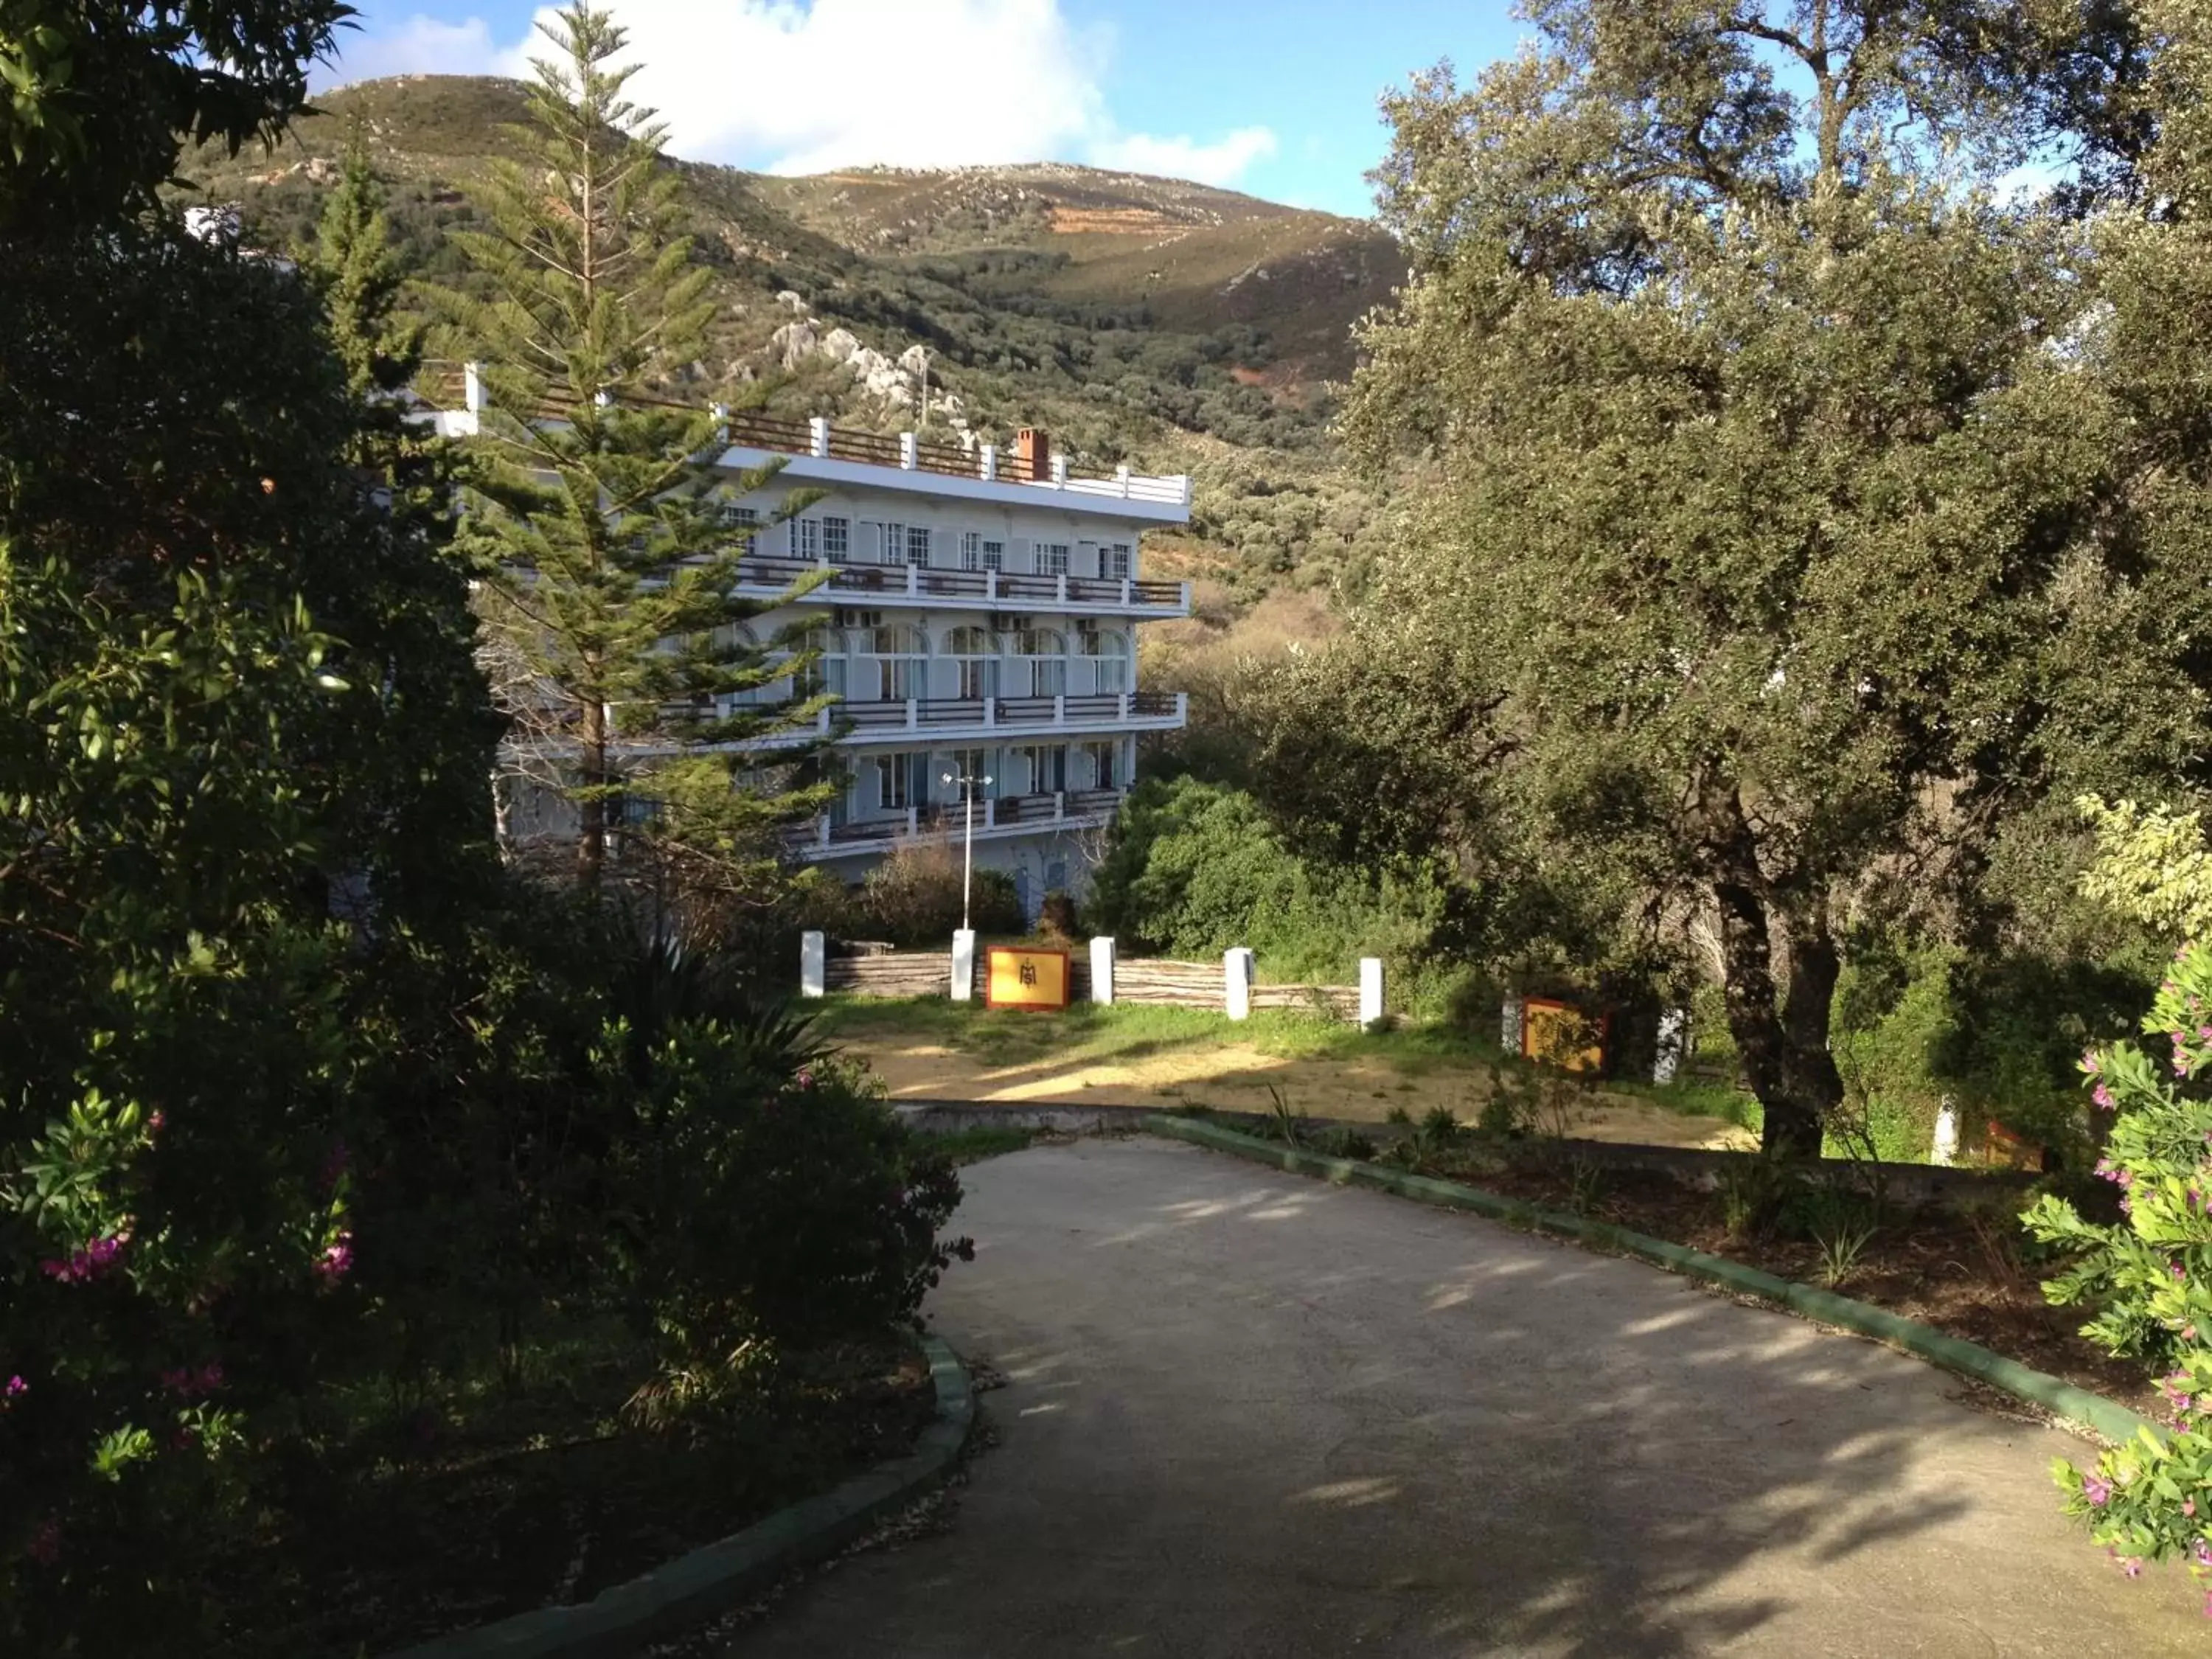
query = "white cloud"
xmin=1090 ymin=126 xmax=1278 ymax=188
xmin=324 ymin=14 xmax=504 ymax=83
xmin=327 ymin=0 xmax=1278 ymax=188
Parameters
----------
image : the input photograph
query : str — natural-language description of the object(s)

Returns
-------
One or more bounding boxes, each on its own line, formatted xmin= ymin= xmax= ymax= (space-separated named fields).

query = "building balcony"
xmin=786 ymin=787 xmax=1130 ymax=860
xmin=731 ymin=552 xmax=1190 ymax=619
xmin=423 ymin=364 xmax=1192 ymax=526
xmin=809 ymin=690 xmax=1184 ymax=748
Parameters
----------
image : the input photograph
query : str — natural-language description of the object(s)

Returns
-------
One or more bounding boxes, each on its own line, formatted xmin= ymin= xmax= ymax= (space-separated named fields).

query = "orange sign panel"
xmin=987 ymin=947 xmax=1071 ymax=1010
xmin=1522 ymin=998 xmax=1606 ymax=1074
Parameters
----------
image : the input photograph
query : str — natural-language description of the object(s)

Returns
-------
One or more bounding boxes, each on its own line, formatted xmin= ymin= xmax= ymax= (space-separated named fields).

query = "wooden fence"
xmin=816 ymin=942 xmax=1366 ymax=1024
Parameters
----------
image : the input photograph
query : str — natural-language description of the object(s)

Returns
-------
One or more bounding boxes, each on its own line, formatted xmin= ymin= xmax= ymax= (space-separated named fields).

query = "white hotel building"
xmin=441 ymin=378 xmax=1192 ymax=914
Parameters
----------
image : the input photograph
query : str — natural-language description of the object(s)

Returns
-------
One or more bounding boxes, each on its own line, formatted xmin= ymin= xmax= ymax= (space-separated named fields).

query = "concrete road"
xmin=728 ymin=1138 xmax=2208 ymax=1657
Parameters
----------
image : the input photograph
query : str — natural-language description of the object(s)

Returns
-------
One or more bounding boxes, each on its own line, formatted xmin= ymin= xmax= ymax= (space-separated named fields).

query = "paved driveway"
xmin=728 ymin=1138 xmax=2206 ymax=1657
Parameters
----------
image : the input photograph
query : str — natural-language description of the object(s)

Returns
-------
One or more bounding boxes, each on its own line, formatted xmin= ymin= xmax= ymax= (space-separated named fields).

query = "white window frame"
xmin=905 ymin=525 xmax=931 ymax=567
xmin=821 ymin=516 xmax=850 ymax=559
xmin=717 ymin=500 xmax=759 ymax=529
xmin=876 ymin=754 xmax=911 ymax=811
xmin=1104 ymin=543 xmax=1132 ymax=580
xmin=793 ymin=517 xmax=821 ymax=559
xmin=1037 ymin=542 xmax=1071 ymax=577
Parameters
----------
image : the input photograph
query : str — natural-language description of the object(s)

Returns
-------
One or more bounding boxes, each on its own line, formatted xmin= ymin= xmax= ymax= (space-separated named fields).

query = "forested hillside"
xmin=175 ymin=75 xmax=1405 ymax=638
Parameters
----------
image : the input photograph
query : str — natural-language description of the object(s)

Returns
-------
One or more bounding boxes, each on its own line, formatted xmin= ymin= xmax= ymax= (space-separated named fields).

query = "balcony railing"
xmin=785 ymin=787 xmax=1130 ymax=855
xmin=727 ymin=552 xmax=1188 ymax=615
xmin=789 ymin=691 xmax=1185 ymax=745
xmin=419 ymin=364 xmax=1192 ymax=509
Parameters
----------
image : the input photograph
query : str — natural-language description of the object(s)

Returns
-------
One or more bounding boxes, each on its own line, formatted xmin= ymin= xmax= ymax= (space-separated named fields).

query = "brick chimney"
xmin=1015 ymin=427 xmax=1049 ymax=482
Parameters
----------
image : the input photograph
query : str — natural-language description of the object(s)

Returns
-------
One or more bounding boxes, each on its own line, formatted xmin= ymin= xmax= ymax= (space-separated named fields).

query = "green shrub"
xmin=847 ymin=841 xmax=1025 ymax=945
xmin=620 ymin=1015 xmax=970 ymax=1400
xmin=1087 ymin=774 xmax=1444 ymax=984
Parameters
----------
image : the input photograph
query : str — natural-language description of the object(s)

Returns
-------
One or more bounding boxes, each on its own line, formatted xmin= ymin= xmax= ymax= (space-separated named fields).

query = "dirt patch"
xmin=1048 ymin=204 xmax=1179 ymax=234
xmin=1446 ymin=1158 xmax=2157 ymax=1416
xmin=847 ymin=1037 xmax=1752 ymax=1152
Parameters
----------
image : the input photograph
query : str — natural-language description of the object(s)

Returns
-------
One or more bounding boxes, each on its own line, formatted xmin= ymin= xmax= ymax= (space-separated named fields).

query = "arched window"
xmin=787 ymin=624 xmax=844 ymax=701
xmin=1013 ymin=627 xmax=1067 ymax=697
xmin=945 ymin=625 xmax=1001 ymax=700
xmin=1079 ymin=628 xmax=1129 ymax=694
xmin=856 ymin=622 xmax=927 ymax=701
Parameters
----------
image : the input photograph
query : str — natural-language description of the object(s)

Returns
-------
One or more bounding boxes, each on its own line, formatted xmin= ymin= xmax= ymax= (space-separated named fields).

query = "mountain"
xmin=177 ymin=75 xmax=1405 ymax=633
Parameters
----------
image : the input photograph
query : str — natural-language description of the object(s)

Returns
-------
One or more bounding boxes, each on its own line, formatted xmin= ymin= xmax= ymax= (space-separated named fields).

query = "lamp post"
xmin=942 ymin=767 xmax=992 ymax=931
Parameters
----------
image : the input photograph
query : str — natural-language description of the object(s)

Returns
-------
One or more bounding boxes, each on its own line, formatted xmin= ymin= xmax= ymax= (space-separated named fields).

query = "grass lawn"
xmin=810 ymin=997 xmax=1764 ymax=1151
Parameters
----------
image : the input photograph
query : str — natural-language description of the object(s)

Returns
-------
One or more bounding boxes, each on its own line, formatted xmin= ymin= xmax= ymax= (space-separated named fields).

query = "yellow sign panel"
xmin=987 ymin=947 xmax=1071 ymax=1010
xmin=1522 ymin=998 xmax=1606 ymax=1074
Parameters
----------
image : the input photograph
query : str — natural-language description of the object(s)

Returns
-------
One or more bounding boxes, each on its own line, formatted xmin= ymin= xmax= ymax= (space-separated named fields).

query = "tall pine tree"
xmin=441 ymin=1 xmax=827 ymax=897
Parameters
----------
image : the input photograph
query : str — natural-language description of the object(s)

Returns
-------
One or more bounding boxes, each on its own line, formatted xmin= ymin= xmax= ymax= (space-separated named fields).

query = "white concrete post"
xmin=800 ymin=931 xmax=826 ymax=999
xmin=900 ymin=431 xmax=919 ymax=470
xmin=1933 ymin=1099 xmax=1960 ymax=1166
xmin=808 ymin=416 xmax=830 ymax=457
xmin=1091 ymin=936 xmax=1116 ymax=1006
xmin=1116 ymin=463 xmax=1131 ymax=497
xmin=1358 ymin=958 xmax=1385 ymax=1032
xmin=1050 ymin=455 xmax=1069 ymax=486
xmin=710 ymin=401 xmax=729 ymax=444
xmin=463 ymin=360 xmax=485 ymax=414
xmin=980 ymin=443 xmax=998 ymax=481
xmin=1225 ymin=947 xmax=1255 ymax=1021
xmin=1653 ymin=1007 xmax=1690 ymax=1085
xmin=951 ymin=929 xmax=978 ymax=1002
xmin=1501 ymin=995 xmax=1526 ymax=1058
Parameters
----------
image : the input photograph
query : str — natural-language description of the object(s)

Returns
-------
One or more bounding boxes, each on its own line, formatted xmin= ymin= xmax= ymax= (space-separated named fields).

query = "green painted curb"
xmin=1147 ymin=1114 xmax=2160 ymax=1450
xmin=378 ymin=1334 xmax=975 ymax=1659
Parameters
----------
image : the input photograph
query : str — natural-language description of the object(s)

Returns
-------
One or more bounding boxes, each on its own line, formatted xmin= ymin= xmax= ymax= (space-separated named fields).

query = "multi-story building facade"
xmin=439 ymin=377 xmax=1191 ymax=914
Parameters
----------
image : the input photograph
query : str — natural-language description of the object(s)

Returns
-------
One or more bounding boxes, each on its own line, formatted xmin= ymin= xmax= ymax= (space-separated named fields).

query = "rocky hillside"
xmin=178 ymin=74 xmax=1406 ymax=613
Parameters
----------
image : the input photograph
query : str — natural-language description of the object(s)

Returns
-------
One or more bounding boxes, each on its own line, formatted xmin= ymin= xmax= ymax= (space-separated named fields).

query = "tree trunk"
xmin=1694 ymin=776 xmax=1841 ymax=1158
xmin=579 ymin=694 xmax=605 ymax=892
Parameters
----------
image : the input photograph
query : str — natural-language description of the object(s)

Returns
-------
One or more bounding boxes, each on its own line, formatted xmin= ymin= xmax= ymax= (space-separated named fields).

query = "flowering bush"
xmin=2023 ymin=938 xmax=2212 ymax=1604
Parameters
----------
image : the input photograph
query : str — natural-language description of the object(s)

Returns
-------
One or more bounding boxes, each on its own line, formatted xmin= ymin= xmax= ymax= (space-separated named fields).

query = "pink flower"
xmin=2085 ymin=1473 xmax=2114 ymax=1506
xmin=795 ymin=1068 xmax=815 ymax=1091
xmin=2124 ymin=1557 xmax=2146 ymax=1579
xmin=2187 ymin=1500 xmax=2199 ymax=1519
xmin=2 ymin=1375 xmax=24 ymax=1401
xmin=147 ymin=1109 xmax=166 ymax=1135
xmin=2084 ymin=1051 xmax=2102 ymax=1075
xmin=315 ymin=1234 xmax=354 ymax=1281
xmin=2094 ymin=1084 xmax=2116 ymax=1111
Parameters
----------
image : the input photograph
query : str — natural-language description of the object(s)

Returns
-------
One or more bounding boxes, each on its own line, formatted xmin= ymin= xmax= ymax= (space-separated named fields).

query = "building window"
xmin=821 ymin=516 xmax=850 ymax=559
xmin=717 ymin=500 xmax=759 ymax=529
xmin=905 ymin=525 xmax=931 ymax=566
xmin=1022 ymin=745 xmax=1067 ymax=793
xmin=1079 ymin=628 xmax=1127 ymax=694
xmin=1104 ymin=543 xmax=1132 ymax=580
xmin=1087 ymin=741 xmax=1119 ymax=790
xmin=945 ymin=625 xmax=1000 ymax=700
xmin=980 ymin=538 xmax=1004 ymax=571
xmin=1037 ymin=542 xmax=1070 ymax=576
xmin=794 ymin=517 xmax=820 ymax=558
xmin=1014 ymin=627 xmax=1067 ymax=697
xmin=860 ymin=622 xmax=926 ymax=700
xmin=961 ymin=532 xmax=1004 ymax=572
xmin=876 ymin=754 xmax=912 ymax=811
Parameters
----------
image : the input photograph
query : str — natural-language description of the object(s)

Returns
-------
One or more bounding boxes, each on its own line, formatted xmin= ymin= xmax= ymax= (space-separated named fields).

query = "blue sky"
xmin=323 ymin=0 xmax=1529 ymax=217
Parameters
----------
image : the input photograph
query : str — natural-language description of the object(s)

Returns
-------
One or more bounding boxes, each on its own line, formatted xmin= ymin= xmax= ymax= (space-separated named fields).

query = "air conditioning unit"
xmin=990 ymin=612 xmax=1029 ymax=632
xmin=1074 ymin=616 xmax=1100 ymax=635
xmin=833 ymin=608 xmax=884 ymax=629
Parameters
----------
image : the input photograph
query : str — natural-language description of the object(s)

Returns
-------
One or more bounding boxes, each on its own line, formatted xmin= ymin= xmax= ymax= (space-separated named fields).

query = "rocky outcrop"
xmin=764 ymin=307 xmax=968 ymax=430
